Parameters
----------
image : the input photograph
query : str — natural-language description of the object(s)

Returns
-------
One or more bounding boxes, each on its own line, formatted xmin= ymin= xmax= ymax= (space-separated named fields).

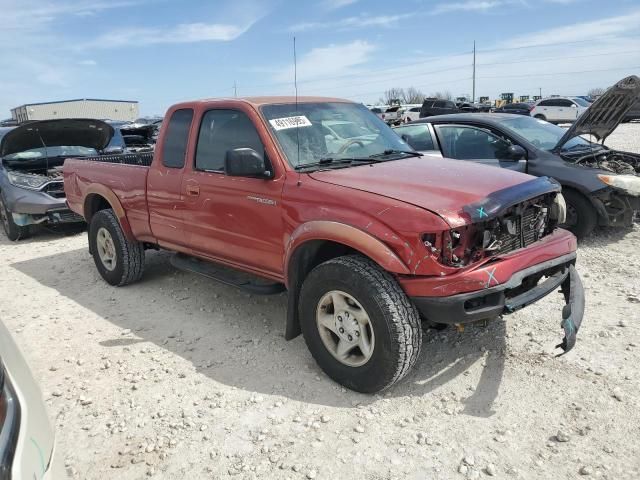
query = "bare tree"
xmin=588 ymin=87 xmax=605 ymax=98
xmin=429 ymin=90 xmax=452 ymax=100
xmin=381 ymin=88 xmax=405 ymax=105
xmin=403 ymin=87 xmax=426 ymax=104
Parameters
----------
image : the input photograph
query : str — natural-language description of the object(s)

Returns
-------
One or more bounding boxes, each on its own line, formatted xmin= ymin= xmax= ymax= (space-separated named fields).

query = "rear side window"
xmin=195 ymin=109 xmax=264 ymax=172
xmin=162 ymin=109 xmax=193 ymax=168
xmin=395 ymin=124 xmax=435 ymax=151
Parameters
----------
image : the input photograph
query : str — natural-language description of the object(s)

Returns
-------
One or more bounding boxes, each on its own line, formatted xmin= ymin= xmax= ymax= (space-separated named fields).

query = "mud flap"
xmin=556 ymin=264 xmax=585 ymax=355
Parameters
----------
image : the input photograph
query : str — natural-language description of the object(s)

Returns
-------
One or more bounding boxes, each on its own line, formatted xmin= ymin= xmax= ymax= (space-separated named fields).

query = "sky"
xmin=1 ymin=0 xmax=639 ymax=117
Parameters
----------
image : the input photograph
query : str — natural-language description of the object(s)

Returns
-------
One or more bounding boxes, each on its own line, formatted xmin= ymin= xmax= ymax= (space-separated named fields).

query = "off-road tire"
xmin=89 ymin=209 xmax=145 ymax=286
xmin=0 ymin=194 xmax=28 ymax=241
xmin=299 ymin=255 xmax=422 ymax=393
xmin=562 ymin=189 xmax=597 ymax=239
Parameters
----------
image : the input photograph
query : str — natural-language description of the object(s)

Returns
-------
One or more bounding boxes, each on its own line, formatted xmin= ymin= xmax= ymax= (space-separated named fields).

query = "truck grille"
xmin=42 ymin=181 xmax=65 ymax=199
xmin=495 ymin=202 xmax=548 ymax=255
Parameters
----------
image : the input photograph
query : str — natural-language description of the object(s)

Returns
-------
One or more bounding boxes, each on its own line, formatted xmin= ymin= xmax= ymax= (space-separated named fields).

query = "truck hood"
xmin=0 ymin=119 xmax=114 ymax=157
xmin=309 ymin=156 xmax=543 ymax=227
xmin=554 ymin=75 xmax=640 ymax=151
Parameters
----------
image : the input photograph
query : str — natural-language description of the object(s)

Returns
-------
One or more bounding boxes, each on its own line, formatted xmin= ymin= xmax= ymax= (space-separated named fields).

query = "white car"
xmin=369 ymin=106 xmax=388 ymax=121
xmin=402 ymin=105 xmax=422 ymax=123
xmin=530 ymin=97 xmax=590 ymax=124
xmin=0 ymin=320 xmax=63 ymax=479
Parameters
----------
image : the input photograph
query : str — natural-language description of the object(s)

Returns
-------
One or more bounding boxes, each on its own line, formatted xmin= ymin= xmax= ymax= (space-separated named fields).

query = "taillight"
xmin=529 ymin=105 xmax=535 ymax=111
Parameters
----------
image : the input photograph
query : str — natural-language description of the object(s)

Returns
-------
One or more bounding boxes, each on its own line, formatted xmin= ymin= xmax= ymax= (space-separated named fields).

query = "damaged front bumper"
xmin=410 ymin=254 xmax=585 ymax=354
xmin=1 ymin=182 xmax=84 ymax=226
xmin=591 ymin=187 xmax=640 ymax=227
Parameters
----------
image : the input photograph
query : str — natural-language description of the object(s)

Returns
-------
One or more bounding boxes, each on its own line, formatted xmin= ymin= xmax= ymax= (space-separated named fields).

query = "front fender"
xmin=284 ymin=220 xmax=411 ymax=283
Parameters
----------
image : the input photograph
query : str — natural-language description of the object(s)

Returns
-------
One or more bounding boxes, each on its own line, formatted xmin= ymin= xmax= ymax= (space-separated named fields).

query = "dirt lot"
xmin=1 ymin=124 xmax=639 ymax=480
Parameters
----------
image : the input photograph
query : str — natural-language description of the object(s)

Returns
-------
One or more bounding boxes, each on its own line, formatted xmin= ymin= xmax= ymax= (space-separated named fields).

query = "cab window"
xmin=162 ymin=108 xmax=193 ymax=168
xmin=195 ymin=109 xmax=265 ymax=172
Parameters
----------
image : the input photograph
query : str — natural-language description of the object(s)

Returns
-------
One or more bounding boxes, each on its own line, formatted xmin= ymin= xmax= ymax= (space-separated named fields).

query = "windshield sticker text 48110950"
xmin=269 ymin=116 xmax=312 ymax=131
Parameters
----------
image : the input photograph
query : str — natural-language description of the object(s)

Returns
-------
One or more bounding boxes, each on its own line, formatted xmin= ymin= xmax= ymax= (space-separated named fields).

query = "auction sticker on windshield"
xmin=269 ymin=116 xmax=312 ymax=131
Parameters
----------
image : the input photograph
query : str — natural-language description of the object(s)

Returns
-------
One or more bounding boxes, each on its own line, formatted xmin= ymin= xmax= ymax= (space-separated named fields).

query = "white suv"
xmin=402 ymin=105 xmax=422 ymax=123
xmin=530 ymin=97 xmax=590 ymax=124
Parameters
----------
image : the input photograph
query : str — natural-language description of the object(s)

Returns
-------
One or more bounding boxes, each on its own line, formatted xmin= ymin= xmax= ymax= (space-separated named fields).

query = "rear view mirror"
xmin=225 ymin=148 xmax=271 ymax=178
xmin=507 ymin=145 xmax=527 ymax=161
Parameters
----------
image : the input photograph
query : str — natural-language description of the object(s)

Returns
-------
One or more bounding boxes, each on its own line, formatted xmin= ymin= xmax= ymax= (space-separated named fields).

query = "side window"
xmin=195 ymin=109 xmax=264 ymax=172
xmin=433 ymin=101 xmax=445 ymax=108
xmin=162 ymin=109 xmax=193 ymax=168
xmin=557 ymin=99 xmax=574 ymax=107
xmin=445 ymin=101 xmax=457 ymax=109
xmin=436 ymin=126 xmax=512 ymax=161
xmin=537 ymin=100 xmax=553 ymax=107
xmin=395 ymin=125 xmax=435 ymax=151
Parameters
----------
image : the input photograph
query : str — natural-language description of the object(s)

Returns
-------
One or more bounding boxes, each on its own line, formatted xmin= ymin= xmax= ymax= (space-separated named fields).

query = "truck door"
xmin=180 ymin=108 xmax=284 ymax=275
xmin=146 ymin=108 xmax=194 ymax=249
xmin=433 ymin=124 xmax=527 ymax=172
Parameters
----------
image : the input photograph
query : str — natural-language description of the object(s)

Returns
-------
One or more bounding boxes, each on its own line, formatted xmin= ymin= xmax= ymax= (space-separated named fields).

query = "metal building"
xmin=10 ymin=98 xmax=139 ymax=123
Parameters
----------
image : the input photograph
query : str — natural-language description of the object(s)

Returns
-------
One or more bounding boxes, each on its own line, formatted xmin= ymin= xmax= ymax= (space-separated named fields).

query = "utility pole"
xmin=233 ymin=81 xmax=237 ymax=98
xmin=539 ymin=87 xmax=542 ymax=98
xmin=472 ymin=41 xmax=476 ymax=103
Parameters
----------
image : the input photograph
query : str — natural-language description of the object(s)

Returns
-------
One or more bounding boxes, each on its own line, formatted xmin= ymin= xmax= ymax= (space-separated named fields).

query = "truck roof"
xmin=172 ymin=96 xmax=354 ymax=109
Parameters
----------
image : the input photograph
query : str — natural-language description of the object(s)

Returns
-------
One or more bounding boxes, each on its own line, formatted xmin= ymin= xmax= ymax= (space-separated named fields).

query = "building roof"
xmin=11 ymin=98 xmax=139 ymax=109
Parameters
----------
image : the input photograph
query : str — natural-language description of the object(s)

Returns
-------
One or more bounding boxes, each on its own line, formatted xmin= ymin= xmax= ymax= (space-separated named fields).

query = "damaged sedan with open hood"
xmin=0 ymin=119 xmax=113 ymax=240
xmin=395 ymin=75 xmax=640 ymax=238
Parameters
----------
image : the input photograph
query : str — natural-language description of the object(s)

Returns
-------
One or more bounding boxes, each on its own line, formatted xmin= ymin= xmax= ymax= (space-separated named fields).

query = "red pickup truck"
xmin=64 ymin=97 xmax=584 ymax=393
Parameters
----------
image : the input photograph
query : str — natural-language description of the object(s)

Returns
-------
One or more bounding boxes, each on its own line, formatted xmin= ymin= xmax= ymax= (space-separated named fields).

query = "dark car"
xmin=493 ymin=102 xmax=532 ymax=116
xmin=0 ymin=119 xmax=113 ymax=240
xmin=419 ymin=98 xmax=459 ymax=118
xmin=394 ymin=75 xmax=640 ymax=238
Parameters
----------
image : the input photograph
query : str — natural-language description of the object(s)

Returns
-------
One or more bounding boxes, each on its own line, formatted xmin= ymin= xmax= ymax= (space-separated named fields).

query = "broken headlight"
xmin=7 ymin=171 xmax=48 ymax=190
xmin=598 ymin=174 xmax=640 ymax=196
xmin=550 ymin=193 xmax=567 ymax=224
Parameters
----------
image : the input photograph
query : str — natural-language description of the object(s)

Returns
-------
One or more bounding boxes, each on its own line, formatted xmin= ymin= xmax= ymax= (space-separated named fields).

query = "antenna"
xmin=233 ymin=80 xmax=237 ymax=98
xmin=294 ymin=36 xmax=301 ymax=178
xmin=472 ymin=40 xmax=476 ymax=103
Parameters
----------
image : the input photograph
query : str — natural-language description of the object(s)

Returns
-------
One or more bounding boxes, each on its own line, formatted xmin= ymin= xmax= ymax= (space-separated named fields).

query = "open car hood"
xmin=0 ymin=119 xmax=114 ymax=157
xmin=554 ymin=75 xmax=640 ymax=151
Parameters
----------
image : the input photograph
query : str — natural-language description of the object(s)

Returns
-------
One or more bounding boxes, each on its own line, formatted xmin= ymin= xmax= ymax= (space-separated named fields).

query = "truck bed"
xmin=63 ymin=152 xmax=153 ymax=240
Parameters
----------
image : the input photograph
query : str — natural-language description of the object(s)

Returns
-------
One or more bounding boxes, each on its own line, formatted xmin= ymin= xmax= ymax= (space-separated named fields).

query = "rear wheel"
xmin=561 ymin=189 xmax=597 ymax=239
xmin=299 ymin=255 xmax=422 ymax=393
xmin=89 ymin=209 xmax=145 ymax=286
xmin=534 ymin=114 xmax=547 ymax=121
xmin=0 ymin=195 xmax=28 ymax=241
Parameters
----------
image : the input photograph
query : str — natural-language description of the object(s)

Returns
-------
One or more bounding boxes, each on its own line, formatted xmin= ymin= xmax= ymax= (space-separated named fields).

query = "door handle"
xmin=186 ymin=185 xmax=200 ymax=196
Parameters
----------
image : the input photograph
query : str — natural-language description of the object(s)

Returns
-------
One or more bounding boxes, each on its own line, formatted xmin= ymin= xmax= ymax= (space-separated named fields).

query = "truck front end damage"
xmin=402 ymin=177 xmax=584 ymax=354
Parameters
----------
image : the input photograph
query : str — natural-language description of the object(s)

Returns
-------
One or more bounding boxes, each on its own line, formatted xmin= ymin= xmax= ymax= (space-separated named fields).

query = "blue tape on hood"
xmin=463 ymin=176 xmax=561 ymax=223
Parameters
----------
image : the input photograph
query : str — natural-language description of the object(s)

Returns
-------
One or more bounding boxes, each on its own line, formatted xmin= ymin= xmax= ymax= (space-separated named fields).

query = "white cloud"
xmin=507 ymin=10 xmax=640 ymax=47
xmin=290 ymin=13 xmax=410 ymax=32
xmin=273 ymin=40 xmax=376 ymax=84
xmin=432 ymin=1 xmax=503 ymax=15
xmin=323 ymin=0 xmax=358 ymax=10
xmin=90 ymin=22 xmax=252 ymax=48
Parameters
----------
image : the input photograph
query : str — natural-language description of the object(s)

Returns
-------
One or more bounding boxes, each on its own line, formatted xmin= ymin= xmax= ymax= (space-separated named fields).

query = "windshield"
xmin=498 ymin=116 xmax=594 ymax=151
xmin=261 ymin=102 xmax=413 ymax=169
xmin=5 ymin=145 xmax=98 ymax=160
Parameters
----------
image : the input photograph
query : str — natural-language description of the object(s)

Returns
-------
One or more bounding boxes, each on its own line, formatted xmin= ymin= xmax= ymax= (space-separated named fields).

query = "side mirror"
xmin=225 ymin=148 xmax=271 ymax=178
xmin=570 ymin=104 xmax=578 ymax=108
xmin=507 ymin=144 xmax=527 ymax=161
xmin=400 ymin=134 xmax=415 ymax=149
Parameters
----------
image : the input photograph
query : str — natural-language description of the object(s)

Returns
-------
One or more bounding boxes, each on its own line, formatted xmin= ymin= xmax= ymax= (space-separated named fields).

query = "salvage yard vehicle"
xmin=64 ymin=96 xmax=584 ymax=393
xmin=529 ymin=96 xmax=590 ymax=124
xmin=0 ymin=319 xmax=64 ymax=479
xmin=419 ymin=98 xmax=459 ymax=118
xmin=395 ymin=75 xmax=640 ymax=238
xmin=0 ymin=119 xmax=113 ymax=241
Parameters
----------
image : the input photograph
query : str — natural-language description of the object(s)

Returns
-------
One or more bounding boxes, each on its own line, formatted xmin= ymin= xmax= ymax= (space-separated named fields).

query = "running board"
xmin=170 ymin=253 xmax=286 ymax=295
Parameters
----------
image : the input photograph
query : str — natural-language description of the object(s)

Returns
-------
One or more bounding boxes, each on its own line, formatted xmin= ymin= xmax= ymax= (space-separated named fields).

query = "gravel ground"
xmin=1 ymin=124 xmax=639 ymax=480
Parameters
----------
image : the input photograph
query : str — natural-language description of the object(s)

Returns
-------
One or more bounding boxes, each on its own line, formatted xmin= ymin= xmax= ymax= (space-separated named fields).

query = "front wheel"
xmin=89 ymin=209 xmax=145 ymax=286
xmin=0 ymin=195 xmax=28 ymax=241
xmin=561 ymin=189 xmax=597 ymax=239
xmin=299 ymin=255 xmax=422 ymax=393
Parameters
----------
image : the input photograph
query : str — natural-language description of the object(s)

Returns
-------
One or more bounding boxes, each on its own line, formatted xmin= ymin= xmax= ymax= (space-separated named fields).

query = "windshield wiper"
xmin=294 ymin=157 xmax=384 ymax=171
xmin=368 ymin=149 xmax=423 ymax=158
